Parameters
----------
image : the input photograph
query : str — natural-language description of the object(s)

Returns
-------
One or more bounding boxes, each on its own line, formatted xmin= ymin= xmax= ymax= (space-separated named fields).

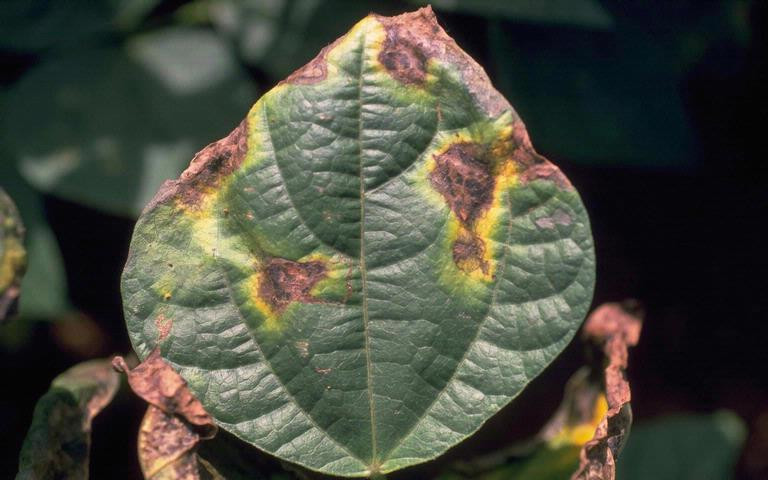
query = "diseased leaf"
xmin=0 ymin=187 xmax=26 ymax=322
xmin=123 ymin=7 xmax=595 ymax=476
xmin=438 ymin=302 xmax=642 ymax=480
xmin=114 ymin=350 xmax=218 ymax=480
xmin=1 ymin=28 xmax=256 ymax=217
xmin=15 ymin=359 xmax=119 ymax=480
xmin=572 ymin=302 xmax=642 ymax=480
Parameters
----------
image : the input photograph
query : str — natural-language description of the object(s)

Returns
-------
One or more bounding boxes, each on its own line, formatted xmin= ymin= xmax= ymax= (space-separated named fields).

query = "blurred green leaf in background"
xmin=618 ymin=411 xmax=747 ymax=480
xmin=2 ymin=27 xmax=256 ymax=217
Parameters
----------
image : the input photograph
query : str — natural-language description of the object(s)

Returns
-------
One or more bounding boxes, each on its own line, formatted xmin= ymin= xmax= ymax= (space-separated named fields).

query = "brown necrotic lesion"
xmin=429 ymin=143 xmax=494 ymax=225
xmin=429 ymin=142 xmax=496 ymax=275
xmin=258 ymin=258 xmax=327 ymax=312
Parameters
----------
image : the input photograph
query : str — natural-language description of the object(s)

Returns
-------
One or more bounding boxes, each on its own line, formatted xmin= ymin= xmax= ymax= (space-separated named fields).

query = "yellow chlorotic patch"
xmin=247 ymin=272 xmax=281 ymax=331
xmin=420 ymin=119 xmax=518 ymax=285
xmin=0 ymin=236 xmax=26 ymax=290
xmin=551 ymin=393 xmax=609 ymax=447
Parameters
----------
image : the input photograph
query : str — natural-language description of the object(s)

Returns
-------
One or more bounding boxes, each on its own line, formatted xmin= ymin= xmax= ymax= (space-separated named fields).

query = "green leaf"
xmin=15 ymin=359 xmax=120 ymax=480
xmin=1 ymin=27 xmax=257 ymax=217
xmin=123 ymin=7 xmax=595 ymax=477
xmin=0 ymin=187 xmax=26 ymax=322
xmin=617 ymin=411 xmax=746 ymax=480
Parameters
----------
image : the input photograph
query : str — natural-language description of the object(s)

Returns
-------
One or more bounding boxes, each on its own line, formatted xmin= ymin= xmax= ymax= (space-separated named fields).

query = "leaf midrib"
xmin=355 ymin=36 xmax=379 ymax=469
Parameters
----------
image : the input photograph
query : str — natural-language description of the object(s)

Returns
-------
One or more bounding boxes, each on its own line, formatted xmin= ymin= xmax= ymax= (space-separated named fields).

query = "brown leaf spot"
xmin=511 ymin=122 xmax=572 ymax=190
xmin=375 ymin=7 xmax=511 ymax=115
xmin=258 ymin=258 xmax=327 ymax=312
xmin=155 ymin=314 xmax=172 ymax=342
xmin=535 ymin=209 xmax=573 ymax=230
xmin=144 ymin=119 xmax=249 ymax=212
xmin=430 ymin=143 xmax=494 ymax=227
xmin=572 ymin=301 xmax=643 ymax=480
xmin=282 ymin=36 xmax=345 ymax=85
xmin=452 ymin=229 xmax=489 ymax=275
xmin=378 ymin=25 xmax=427 ymax=84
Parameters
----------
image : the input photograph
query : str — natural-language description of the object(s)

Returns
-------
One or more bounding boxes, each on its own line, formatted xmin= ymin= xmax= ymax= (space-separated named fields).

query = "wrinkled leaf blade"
xmin=123 ymin=8 xmax=595 ymax=477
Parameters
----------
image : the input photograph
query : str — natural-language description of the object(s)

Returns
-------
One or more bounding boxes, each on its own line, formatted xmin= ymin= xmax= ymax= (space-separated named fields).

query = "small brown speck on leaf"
xmin=259 ymin=258 xmax=327 ymax=312
xmin=572 ymin=302 xmax=643 ymax=480
xmin=113 ymin=349 xmax=217 ymax=479
xmin=155 ymin=314 xmax=172 ymax=342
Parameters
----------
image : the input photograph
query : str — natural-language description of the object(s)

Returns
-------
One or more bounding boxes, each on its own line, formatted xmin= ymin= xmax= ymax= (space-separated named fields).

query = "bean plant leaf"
xmin=123 ymin=7 xmax=595 ymax=477
xmin=15 ymin=359 xmax=119 ymax=480
xmin=0 ymin=188 xmax=27 ymax=322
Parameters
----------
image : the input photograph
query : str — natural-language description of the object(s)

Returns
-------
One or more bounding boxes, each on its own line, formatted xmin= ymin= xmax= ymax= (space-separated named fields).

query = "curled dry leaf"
xmin=16 ymin=359 xmax=119 ymax=480
xmin=571 ymin=302 xmax=643 ymax=480
xmin=0 ymin=188 xmax=27 ymax=322
xmin=113 ymin=349 xmax=218 ymax=479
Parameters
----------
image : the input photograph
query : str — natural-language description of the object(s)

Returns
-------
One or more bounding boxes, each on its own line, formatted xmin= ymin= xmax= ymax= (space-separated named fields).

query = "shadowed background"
xmin=1 ymin=0 xmax=766 ymax=478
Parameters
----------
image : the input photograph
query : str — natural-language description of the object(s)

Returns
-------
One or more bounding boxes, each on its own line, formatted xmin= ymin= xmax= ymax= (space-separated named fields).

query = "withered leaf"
xmin=114 ymin=349 xmax=218 ymax=480
xmin=572 ymin=302 xmax=643 ymax=480
xmin=16 ymin=359 xmax=119 ymax=480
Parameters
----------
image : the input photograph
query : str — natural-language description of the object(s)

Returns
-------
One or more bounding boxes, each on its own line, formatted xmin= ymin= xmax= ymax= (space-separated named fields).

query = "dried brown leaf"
xmin=114 ymin=349 xmax=218 ymax=480
xmin=571 ymin=302 xmax=643 ymax=480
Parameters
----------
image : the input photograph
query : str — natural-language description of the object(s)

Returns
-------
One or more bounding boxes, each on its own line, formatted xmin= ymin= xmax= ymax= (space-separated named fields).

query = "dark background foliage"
xmin=1 ymin=0 xmax=766 ymax=478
